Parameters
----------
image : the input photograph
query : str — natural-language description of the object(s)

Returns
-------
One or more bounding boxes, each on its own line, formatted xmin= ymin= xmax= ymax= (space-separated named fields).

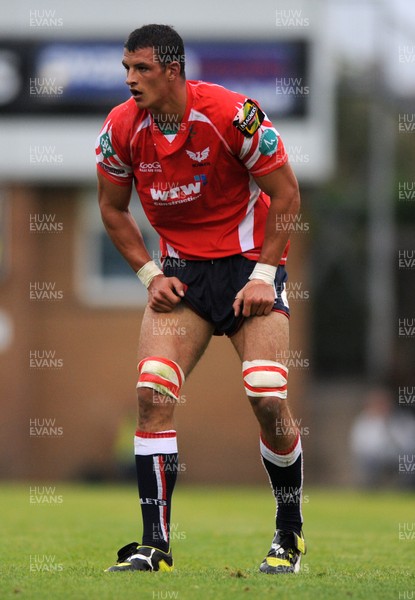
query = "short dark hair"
xmin=124 ymin=24 xmax=186 ymax=78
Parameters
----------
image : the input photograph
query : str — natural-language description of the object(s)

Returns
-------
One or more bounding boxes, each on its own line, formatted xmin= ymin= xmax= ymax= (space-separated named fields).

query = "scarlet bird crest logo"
xmin=185 ymin=147 xmax=210 ymax=162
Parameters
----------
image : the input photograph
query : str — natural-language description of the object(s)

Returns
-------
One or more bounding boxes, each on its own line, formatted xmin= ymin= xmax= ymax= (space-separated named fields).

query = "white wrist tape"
xmin=248 ymin=263 xmax=277 ymax=286
xmin=136 ymin=260 xmax=163 ymax=288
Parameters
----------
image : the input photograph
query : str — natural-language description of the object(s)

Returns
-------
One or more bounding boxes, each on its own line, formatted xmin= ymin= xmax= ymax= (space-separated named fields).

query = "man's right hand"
xmin=148 ymin=275 xmax=187 ymax=312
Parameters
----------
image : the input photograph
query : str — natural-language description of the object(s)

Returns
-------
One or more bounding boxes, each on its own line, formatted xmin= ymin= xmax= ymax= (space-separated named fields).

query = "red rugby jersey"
xmin=96 ymin=80 xmax=290 ymax=263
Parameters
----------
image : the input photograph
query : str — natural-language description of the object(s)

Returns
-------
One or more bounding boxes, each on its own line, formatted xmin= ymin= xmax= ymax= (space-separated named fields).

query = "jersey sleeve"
xmin=228 ymin=98 xmax=288 ymax=177
xmin=95 ymin=107 xmax=134 ymax=186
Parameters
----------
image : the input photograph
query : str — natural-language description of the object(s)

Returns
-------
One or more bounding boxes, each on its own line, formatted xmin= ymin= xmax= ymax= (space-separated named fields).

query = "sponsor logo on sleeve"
xmin=259 ymin=129 xmax=279 ymax=156
xmin=99 ymin=132 xmax=116 ymax=158
xmin=99 ymin=162 xmax=126 ymax=176
xmin=233 ymin=99 xmax=265 ymax=138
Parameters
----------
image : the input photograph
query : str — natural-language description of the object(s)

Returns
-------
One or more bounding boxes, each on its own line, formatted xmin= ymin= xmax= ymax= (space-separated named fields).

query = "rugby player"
xmin=96 ymin=24 xmax=306 ymax=574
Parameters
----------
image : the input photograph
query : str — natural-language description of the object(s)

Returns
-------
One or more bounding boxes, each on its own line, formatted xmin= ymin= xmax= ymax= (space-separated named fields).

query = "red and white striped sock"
xmin=260 ymin=433 xmax=304 ymax=535
xmin=134 ymin=430 xmax=178 ymax=553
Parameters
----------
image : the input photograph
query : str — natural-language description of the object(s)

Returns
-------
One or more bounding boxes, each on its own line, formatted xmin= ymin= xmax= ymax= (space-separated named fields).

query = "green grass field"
xmin=0 ymin=484 xmax=413 ymax=600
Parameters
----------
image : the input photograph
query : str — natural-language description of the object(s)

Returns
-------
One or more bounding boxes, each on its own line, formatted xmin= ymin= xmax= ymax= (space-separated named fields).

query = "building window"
xmin=76 ymin=189 xmax=160 ymax=307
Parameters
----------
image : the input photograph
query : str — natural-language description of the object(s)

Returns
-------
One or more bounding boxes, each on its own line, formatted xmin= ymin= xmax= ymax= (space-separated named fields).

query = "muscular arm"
xmin=255 ymin=161 xmax=301 ymax=267
xmin=97 ymin=172 xmax=152 ymax=272
xmin=233 ymin=162 xmax=301 ymax=317
xmin=97 ymin=172 xmax=185 ymax=311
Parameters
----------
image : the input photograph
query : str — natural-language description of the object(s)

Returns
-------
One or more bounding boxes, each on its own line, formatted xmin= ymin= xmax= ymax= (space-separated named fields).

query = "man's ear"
xmin=166 ymin=61 xmax=181 ymax=80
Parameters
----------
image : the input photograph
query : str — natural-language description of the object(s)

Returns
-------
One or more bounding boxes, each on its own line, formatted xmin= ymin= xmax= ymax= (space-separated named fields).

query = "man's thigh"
xmin=138 ymin=302 xmax=215 ymax=377
xmin=230 ymin=311 xmax=289 ymax=363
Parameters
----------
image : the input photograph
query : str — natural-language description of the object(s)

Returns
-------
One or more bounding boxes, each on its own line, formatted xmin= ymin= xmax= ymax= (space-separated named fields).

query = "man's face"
xmin=122 ymin=47 xmax=171 ymax=112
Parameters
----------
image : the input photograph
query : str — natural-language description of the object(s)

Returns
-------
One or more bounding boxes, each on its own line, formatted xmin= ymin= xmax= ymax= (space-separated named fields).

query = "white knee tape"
xmin=242 ymin=360 xmax=288 ymax=399
xmin=137 ymin=356 xmax=185 ymax=401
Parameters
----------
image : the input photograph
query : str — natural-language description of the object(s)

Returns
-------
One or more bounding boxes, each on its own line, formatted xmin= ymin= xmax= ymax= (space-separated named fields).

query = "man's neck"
xmin=151 ymin=81 xmax=187 ymax=132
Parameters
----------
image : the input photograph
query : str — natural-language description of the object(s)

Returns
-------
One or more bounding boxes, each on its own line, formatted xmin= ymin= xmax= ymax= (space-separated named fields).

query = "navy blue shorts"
xmin=162 ymin=254 xmax=290 ymax=337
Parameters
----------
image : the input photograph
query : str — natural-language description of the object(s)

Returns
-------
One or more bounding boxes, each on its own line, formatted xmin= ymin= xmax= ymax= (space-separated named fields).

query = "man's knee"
xmin=136 ymin=387 xmax=177 ymax=415
xmin=137 ymin=356 xmax=185 ymax=401
xmin=247 ymin=395 xmax=287 ymax=425
xmin=242 ymin=360 xmax=288 ymax=399
xmin=136 ymin=356 xmax=185 ymax=428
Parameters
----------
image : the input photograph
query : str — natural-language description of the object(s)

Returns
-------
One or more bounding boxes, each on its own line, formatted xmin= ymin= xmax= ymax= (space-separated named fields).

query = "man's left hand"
xmin=233 ymin=279 xmax=276 ymax=318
